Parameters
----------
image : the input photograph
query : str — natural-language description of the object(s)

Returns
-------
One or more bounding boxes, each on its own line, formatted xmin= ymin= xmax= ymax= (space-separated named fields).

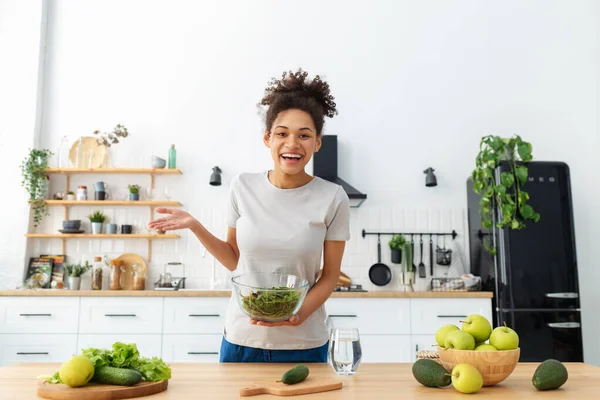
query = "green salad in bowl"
xmin=232 ymin=273 xmax=310 ymax=322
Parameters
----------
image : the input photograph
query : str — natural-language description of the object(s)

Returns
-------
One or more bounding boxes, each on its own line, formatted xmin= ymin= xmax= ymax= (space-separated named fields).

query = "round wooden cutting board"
xmin=37 ymin=379 xmax=168 ymax=400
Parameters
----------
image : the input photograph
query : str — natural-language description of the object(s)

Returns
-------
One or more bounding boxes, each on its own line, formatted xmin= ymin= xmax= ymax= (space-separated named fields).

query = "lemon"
xmin=58 ymin=355 xmax=94 ymax=387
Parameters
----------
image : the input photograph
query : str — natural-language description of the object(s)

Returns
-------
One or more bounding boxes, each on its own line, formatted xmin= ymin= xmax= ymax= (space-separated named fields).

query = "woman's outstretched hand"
xmin=148 ymin=208 xmax=197 ymax=232
xmin=249 ymin=314 xmax=305 ymax=327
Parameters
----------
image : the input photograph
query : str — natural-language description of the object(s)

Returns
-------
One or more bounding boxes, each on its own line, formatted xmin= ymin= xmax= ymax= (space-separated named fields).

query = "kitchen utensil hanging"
xmin=436 ymin=235 xmax=452 ymax=266
xmin=429 ymin=234 xmax=434 ymax=275
xmin=368 ymin=234 xmax=392 ymax=286
xmin=418 ymin=234 xmax=426 ymax=278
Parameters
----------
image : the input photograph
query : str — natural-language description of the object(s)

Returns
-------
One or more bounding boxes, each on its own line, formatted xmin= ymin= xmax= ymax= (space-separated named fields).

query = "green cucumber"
xmin=92 ymin=366 xmax=143 ymax=386
xmin=278 ymin=364 xmax=309 ymax=385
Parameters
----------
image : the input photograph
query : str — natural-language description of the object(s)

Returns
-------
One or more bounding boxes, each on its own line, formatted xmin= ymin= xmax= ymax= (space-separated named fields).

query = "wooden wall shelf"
xmin=25 ymin=234 xmax=179 ymax=239
xmin=43 ymin=200 xmax=182 ymax=206
xmin=46 ymin=168 xmax=182 ymax=175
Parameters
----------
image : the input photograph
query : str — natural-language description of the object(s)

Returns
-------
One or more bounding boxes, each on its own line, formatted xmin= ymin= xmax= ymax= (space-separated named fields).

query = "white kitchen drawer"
xmin=410 ymin=298 xmax=492 ymax=335
xmin=410 ymin=334 xmax=437 ymax=362
xmin=0 ymin=334 xmax=77 ymax=366
xmin=358 ymin=335 xmax=412 ymax=363
xmin=163 ymin=298 xmax=229 ymax=334
xmin=79 ymin=298 xmax=163 ymax=334
xmin=324 ymin=299 xmax=410 ymax=334
xmin=77 ymin=334 xmax=162 ymax=358
xmin=0 ymin=297 xmax=79 ymax=334
xmin=162 ymin=334 xmax=222 ymax=363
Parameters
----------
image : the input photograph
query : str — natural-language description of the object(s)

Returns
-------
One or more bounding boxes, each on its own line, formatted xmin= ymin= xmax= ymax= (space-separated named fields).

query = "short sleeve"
xmin=227 ymin=176 xmax=240 ymax=228
xmin=325 ymin=186 xmax=351 ymax=241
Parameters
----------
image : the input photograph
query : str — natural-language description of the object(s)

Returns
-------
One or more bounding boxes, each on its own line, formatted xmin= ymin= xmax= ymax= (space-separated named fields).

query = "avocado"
xmin=412 ymin=359 xmax=452 ymax=388
xmin=92 ymin=366 xmax=143 ymax=386
xmin=279 ymin=364 xmax=309 ymax=385
xmin=532 ymin=359 xmax=568 ymax=391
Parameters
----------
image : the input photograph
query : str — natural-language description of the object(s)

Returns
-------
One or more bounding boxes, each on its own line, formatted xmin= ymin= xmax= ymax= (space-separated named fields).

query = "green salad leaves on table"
xmin=46 ymin=342 xmax=171 ymax=384
xmin=241 ymin=286 xmax=301 ymax=320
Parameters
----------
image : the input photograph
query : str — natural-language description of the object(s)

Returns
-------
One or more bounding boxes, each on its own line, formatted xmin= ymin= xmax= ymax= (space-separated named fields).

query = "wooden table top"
xmin=1 ymin=362 xmax=597 ymax=399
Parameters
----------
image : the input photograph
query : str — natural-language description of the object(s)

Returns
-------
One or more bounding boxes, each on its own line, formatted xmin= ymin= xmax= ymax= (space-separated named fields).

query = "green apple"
xmin=475 ymin=341 xmax=487 ymax=347
xmin=435 ymin=324 xmax=459 ymax=347
xmin=58 ymin=355 xmax=94 ymax=387
xmin=450 ymin=363 xmax=483 ymax=394
xmin=461 ymin=314 xmax=492 ymax=342
xmin=489 ymin=322 xmax=519 ymax=350
xmin=444 ymin=330 xmax=475 ymax=350
xmin=475 ymin=344 xmax=498 ymax=351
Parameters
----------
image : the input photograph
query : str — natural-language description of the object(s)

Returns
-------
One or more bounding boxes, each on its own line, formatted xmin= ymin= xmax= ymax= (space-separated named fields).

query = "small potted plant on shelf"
xmin=471 ymin=134 xmax=541 ymax=255
xmin=20 ymin=148 xmax=53 ymax=229
xmin=88 ymin=210 xmax=106 ymax=234
xmin=388 ymin=234 xmax=406 ymax=264
xmin=64 ymin=261 xmax=92 ymax=290
xmin=128 ymin=184 xmax=141 ymax=201
xmin=66 ymin=191 xmax=76 ymax=201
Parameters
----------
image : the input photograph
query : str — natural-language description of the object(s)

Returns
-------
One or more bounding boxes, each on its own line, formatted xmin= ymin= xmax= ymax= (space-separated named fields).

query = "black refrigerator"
xmin=467 ymin=161 xmax=583 ymax=362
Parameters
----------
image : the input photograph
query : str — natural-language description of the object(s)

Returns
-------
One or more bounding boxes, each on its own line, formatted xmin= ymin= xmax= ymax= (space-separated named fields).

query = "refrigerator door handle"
xmin=547 ymin=322 xmax=581 ymax=329
xmin=545 ymin=292 xmax=579 ymax=299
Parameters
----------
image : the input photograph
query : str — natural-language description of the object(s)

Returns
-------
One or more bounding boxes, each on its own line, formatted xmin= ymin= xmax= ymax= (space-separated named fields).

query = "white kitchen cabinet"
xmin=79 ymin=297 xmax=163 ymax=334
xmin=0 ymin=334 xmax=78 ymax=366
xmin=410 ymin=298 xmax=492 ymax=335
xmin=410 ymin=334 xmax=437 ymax=362
xmin=0 ymin=297 xmax=79 ymax=334
xmin=163 ymin=298 xmax=229 ymax=334
xmin=162 ymin=334 xmax=222 ymax=363
xmin=325 ymin=298 xmax=411 ymax=334
xmin=77 ymin=334 xmax=162 ymax=358
xmin=359 ymin=335 xmax=412 ymax=363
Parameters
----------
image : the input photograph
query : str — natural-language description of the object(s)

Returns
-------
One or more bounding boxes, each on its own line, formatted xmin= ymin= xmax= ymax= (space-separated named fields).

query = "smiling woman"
xmin=148 ymin=69 xmax=350 ymax=363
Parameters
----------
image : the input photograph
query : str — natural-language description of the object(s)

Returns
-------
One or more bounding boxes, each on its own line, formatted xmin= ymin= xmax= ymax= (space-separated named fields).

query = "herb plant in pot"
xmin=20 ymin=149 xmax=53 ymax=229
xmin=471 ymin=135 xmax=541 ymax=255
xmin=388 ymin=234 xmax=406 ymax=264
xmin=64 ymin=261 xmax=92 ymax=290
xmin=66 ymin=191 xmax=76 ymax=201
xmin=88 ymin=210 xmax=106 ymax=234
xmin=128 ymin=184 xmax=140 ymax=201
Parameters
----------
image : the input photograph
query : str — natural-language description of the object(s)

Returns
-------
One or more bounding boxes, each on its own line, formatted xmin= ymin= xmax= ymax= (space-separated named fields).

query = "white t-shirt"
xmin=224 ymin=171 xmax=351 ymax=349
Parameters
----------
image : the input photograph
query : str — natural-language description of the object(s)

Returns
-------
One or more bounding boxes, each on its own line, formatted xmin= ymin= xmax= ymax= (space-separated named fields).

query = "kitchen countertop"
xmin=1 ymin=362 xmax=596 ymax=399
xmin=0 ymin=289 xmax=493 ymax=298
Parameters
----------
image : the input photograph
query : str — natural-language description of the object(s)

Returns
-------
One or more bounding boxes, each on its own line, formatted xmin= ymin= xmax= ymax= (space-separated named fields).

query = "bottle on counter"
xmin=91 ymin=256 xmax=103 ymax=290
xmin=167 ymin=144 xmax=176 ymax=169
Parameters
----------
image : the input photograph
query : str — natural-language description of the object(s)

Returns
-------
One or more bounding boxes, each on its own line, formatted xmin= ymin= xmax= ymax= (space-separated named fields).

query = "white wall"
xmin=1 ymin=0 xmax=598 ymax=364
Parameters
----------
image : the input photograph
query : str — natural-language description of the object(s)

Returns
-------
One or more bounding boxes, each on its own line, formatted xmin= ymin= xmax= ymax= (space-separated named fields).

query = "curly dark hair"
xmin=259 ymin=69 xmax=337 ymax=136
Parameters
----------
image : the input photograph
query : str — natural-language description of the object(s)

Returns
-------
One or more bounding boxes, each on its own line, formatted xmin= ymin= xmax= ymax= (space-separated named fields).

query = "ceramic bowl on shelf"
xmin=152 ymin=156 xmax=167 ymax=169
xmin=62 ymin=220 xmax=81 ymax=230
xmin=231 ymin=273 xmax=309 ymax=322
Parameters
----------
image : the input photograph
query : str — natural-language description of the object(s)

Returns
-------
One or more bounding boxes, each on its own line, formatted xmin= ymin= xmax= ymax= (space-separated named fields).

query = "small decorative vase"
xmin=91 ymin=222 xmax=103 ymax=234
xmin=129 ymin=193 xmax=139 ymax=201
xmin=67 ymin=276 xmax=81 ymax=290
xmin=391 ymin=249 xmax=402 ymax=264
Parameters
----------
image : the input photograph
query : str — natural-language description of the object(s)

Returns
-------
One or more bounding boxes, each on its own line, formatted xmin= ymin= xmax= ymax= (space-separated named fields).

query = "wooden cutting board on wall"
xmin=37 ymin=379 xmax=168 ymax=400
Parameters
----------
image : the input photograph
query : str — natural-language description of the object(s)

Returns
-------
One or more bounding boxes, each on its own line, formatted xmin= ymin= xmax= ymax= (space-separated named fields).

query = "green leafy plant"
xmin=241 ymin=287 xmax=301 ymax=320
xmin=64 ymin=261 xmax=92 ymax=277
xmin=388 ymin=234 xmax=407 ymax=250
xmin=471 ymin=135 xmax=541 ymax=255
xmin=93 ymin=124 xmax=129 ymax=147
xmin=67 ymin=191 xmax=74 ymax=195
xmin=128 ymin=184 xmax=140 ymax=194
xmin=88 ymin=210 xmax=106 ymax=223
xmin=21 ymin=149 xmax=53 ymax=229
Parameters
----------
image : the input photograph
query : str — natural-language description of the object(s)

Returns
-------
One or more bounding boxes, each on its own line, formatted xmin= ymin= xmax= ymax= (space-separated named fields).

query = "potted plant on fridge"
xmin=388 ymin=234 xmax=406 ymax=264
xmin=128 ymin=184 xmax=140 ymax=201
xmin=20 ymin=148 xmax=53 ymax=229
xmin=64 ymin=261 xmax=92 ymax=290
xmin=88 ymin=210 xmax=106 ymax=234
xmin=471 ymin=135 xmax=541 ymax=255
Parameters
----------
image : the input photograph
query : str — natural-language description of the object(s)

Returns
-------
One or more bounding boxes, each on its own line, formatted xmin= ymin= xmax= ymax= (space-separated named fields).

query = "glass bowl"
xmin=232 ymin=273 xmax=310 ymax=322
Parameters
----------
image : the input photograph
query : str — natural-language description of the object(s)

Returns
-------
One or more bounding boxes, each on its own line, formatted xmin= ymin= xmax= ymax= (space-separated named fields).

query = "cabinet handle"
xmin=188 ymin=314 xmax=220 ymax=317
xmin=187 ymin=352 xmax=219 ymax=355
xmin=104 ymin=314 xmax=137 ymax=317
xmin=327 ymin=314 xmax=358 ymax=318
xmin=19 ymin=313 xmax=52 ymax=317
xmin=437 ymin=315 xmax=467 ymax=318
xmin=547 ymin=322 xmax=581 ymax=329
xmin=17 ymin=352 xmax=49 ymax=355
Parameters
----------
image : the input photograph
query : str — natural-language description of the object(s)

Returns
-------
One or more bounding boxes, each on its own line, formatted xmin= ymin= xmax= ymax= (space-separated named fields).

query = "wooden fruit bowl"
xmin=437 ymin=346 xmax=520 ymax=386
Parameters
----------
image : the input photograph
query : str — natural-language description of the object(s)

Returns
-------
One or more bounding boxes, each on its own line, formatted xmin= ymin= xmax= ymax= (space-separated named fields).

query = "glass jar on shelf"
xmin=109 ymin=260 xmax=123 ymax=290
xmin=132 ymin=263 xmax=146 ymax=290
xmin=91 ymin=256 xmax=103 ymax=290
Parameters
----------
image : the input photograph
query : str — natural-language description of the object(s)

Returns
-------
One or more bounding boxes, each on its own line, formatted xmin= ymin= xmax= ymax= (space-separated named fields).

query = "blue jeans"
xmin=219 ymin=337 xmax=329 ymax=363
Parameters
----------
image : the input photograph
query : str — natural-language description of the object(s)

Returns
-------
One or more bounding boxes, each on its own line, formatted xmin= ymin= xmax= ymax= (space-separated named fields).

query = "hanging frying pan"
xmin=369 ymin=234 xmax=392 ymax=286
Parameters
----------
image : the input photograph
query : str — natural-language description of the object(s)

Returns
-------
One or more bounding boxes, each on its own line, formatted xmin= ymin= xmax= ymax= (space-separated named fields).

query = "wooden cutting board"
xmin=239 ymin=378 xmax=342 ymax=397
xmin=37 ymin=379 xmax=168 ymax=400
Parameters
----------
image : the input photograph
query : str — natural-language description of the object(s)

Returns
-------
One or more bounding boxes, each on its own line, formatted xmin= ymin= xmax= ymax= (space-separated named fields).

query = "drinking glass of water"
xmin=328 ymin=328 xmax=362 ymax=375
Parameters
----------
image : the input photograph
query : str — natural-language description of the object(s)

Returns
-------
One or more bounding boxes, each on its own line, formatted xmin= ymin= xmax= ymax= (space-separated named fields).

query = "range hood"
xmin=313 ymin=135 xmax=367 ymax=208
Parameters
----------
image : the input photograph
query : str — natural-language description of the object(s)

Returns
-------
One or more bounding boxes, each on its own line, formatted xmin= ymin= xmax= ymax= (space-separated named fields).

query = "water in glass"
xmin=328 ymin=328 xmax=362 ymax=375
